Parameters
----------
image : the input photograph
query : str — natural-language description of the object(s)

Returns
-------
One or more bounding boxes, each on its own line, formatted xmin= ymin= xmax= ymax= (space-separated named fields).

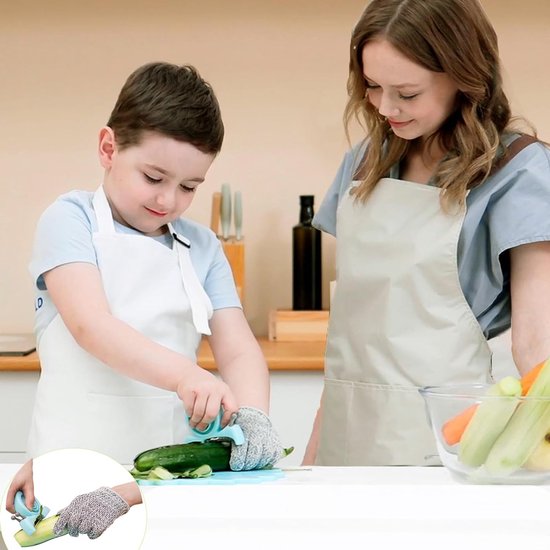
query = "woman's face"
xmin=361 ymin=38 xmax=459 ymax=142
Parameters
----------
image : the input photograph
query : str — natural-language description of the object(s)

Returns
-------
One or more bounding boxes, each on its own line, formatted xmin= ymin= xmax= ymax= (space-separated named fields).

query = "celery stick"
xmin=458 ymin=376 xmax=521 ymax=467
xmin=484 ymin=359 xmax=550 ymax=475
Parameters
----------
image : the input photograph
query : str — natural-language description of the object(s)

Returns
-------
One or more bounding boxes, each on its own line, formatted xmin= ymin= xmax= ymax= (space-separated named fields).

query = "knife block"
xmin=221 ymin=238 xmax=245 ymax=304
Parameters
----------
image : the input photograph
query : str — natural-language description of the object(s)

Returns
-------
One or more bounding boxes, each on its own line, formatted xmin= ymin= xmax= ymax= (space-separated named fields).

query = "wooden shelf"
xmin=0 ymin=338 xmax=325 ymax=372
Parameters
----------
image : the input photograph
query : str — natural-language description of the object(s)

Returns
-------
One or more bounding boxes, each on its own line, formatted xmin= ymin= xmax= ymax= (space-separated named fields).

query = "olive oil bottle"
xmin=292 ymin=195 xmax=322 ymax=310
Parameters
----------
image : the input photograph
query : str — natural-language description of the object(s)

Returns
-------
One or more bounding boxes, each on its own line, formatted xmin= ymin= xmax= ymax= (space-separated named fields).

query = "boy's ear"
xmin=98 ymin=126 xmax=117 ymax=168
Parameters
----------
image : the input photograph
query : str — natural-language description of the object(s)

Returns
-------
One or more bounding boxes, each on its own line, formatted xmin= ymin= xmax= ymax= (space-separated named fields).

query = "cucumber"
xmin=133 ymin=440 xmax=231 ymax=473
xmin=14 ymin=515 xmax=67 ymax=547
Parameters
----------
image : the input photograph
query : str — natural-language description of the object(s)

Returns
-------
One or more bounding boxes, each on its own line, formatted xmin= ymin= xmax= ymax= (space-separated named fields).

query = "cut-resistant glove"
xmin=229 ymin=407 xmax=284 ymax=471
xmin=53 ymin=487 xmax=129 ymax=540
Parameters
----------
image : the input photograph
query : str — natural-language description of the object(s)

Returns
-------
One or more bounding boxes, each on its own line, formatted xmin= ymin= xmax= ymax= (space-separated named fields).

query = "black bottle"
xmin=292 ymin=195 xmax=322 ymax=310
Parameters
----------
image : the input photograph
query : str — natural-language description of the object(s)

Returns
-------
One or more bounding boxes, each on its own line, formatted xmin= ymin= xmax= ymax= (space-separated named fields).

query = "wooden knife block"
xmin=221 ymin=238 xmax=245 ymax=304
xmin=210 ymin=191 xmax=245 ymax=304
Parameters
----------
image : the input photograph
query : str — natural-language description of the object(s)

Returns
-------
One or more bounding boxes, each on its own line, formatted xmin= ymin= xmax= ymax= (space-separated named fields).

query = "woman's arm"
xmin=43 ymin=262 xmax=237 ymax=428
xmin=510 ymin=242 xmax=550 ymax=375
xmin=302 ymin=402 xmax=323 ymax=465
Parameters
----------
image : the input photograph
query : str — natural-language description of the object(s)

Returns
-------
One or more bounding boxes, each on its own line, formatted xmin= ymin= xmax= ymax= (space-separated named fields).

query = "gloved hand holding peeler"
xmin=186 ymin=406 xmax=285 ymax=471
xmin=229 ymin=407 xmax=285 ymax=470
xmin=53 ymin=483 xmax=140 ymax=540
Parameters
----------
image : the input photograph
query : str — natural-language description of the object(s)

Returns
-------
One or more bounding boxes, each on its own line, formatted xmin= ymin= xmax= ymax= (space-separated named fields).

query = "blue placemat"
xmin=136 ymin=468 xmax=284 ymax=486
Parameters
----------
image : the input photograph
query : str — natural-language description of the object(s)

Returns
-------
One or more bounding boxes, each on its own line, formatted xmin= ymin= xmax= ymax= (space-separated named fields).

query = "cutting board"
xmin=136 ymin=468 xmax=284 ymax=486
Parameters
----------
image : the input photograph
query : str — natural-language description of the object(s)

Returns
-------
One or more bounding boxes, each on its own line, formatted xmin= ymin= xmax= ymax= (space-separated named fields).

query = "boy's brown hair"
xmin=107 ymin=62 xmax=224 ymax=154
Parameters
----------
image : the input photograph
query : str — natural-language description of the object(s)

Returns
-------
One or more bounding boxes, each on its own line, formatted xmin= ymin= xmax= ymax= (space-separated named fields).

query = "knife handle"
xmin=234 ymin=191 xmax=243 ymax=240
xmin=220 ymin=183 xmax=232 ymax=240
xmin=210 ymin=192 xmax=221 ymax=235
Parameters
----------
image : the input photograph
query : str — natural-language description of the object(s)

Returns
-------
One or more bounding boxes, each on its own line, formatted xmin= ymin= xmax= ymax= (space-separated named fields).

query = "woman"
xmin=304 ymin=0 xmax=550 ymax=466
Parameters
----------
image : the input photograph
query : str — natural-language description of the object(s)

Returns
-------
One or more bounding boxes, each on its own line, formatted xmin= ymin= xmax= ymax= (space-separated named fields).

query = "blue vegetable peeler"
xmin=184 ymin=410 xmax=244 ymax=445
xmin=11 ymin=491 xmax=50 ymax=535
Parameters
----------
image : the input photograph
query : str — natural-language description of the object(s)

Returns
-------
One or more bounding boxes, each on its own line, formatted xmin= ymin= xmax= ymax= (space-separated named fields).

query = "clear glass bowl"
xmin=419 ymin=384 xmax=550 ymax=485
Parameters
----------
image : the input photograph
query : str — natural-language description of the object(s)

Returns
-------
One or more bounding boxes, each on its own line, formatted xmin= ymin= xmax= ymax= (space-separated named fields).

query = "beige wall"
xmin=2 ymin=0 xmax=549 ymax=336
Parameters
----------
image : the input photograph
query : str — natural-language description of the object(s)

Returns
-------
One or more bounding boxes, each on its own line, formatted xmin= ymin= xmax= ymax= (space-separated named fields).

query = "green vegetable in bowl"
xmin=458 ymin=376 xmax=522 ymax=467
xmin=484 ymin=360 xmax=550 ymax=475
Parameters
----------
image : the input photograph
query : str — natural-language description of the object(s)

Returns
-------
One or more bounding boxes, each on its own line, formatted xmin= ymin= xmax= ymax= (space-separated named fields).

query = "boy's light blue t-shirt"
xmin=29 ymin=190 xmax=241 ymax=343
xmin=313 ymin=139 xmax=550 ymax=340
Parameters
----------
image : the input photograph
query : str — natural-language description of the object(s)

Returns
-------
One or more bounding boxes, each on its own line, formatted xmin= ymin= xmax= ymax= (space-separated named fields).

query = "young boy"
xmin=27 ymin=62 xmax=282 ymax=469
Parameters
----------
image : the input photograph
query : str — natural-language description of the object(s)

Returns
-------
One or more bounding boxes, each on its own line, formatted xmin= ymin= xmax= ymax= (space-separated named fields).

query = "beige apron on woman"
xmin=27 ymin=186 xmax=213 ymax=464
xmin=316 ymin=177 xmax=493 ymax=466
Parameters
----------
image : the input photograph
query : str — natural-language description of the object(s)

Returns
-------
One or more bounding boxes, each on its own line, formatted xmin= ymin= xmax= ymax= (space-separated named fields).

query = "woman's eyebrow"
xmin=363 ymin=74 xmax=419 ymax=88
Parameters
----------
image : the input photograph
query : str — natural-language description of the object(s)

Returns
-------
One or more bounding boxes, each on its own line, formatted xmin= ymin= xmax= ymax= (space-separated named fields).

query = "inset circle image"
xmin=1 ymin=449 xmax=146 ymax=549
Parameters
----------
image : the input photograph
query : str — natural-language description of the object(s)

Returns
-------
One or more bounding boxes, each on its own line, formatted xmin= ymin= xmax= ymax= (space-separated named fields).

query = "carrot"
xmin=442 ymin=404 xmax=477 ymax=446
xmin=521 ymin=360 xmax=545 ymax=395
xmin=441 ymin=360 xmax=546 ymax=446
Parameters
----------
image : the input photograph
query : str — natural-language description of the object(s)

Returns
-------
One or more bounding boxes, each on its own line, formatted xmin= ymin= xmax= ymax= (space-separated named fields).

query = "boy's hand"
xmin=6 ymin=459 xmax=35 ymax=514
xmin=229 ymin=407 xmax=284 ymax=471
xmin=176 ymin=365 xmax=238 ymax=431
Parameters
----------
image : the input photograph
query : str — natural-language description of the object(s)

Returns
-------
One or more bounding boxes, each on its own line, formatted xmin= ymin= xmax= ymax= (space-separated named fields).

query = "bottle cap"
xmin=299 ymin=195 xmax=314 ymax=206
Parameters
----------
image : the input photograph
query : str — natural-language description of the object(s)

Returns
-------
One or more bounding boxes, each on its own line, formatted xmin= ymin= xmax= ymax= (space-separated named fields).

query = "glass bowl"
xmin=419 ymin=383 xmax=550 ymax=485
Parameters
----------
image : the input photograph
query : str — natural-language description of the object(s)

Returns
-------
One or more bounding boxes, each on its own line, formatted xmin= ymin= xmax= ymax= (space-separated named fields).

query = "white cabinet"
xmin=0 ymin=371 xmax=38 ymax=463
xmin=270 ymin=370 xmax=324 ymax=466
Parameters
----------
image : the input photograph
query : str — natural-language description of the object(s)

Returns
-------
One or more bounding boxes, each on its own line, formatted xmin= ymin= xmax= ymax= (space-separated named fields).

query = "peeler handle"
xmin=14 ymin=491 xmax=50 ymax=535
xmin=185 ymin=410 xmax=245 ymax=445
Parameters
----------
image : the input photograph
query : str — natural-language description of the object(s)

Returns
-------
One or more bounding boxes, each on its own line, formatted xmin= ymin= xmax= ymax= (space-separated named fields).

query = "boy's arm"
xmin=207 ymin=307 xmax=270 ymax=415
xmin=208 ymin=308 xmax=285 ymax=470
xmin=43 ymin=262 xmax=237 ymax=428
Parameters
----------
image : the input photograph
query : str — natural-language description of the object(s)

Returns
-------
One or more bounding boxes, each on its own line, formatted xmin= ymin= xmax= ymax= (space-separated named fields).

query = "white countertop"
xmin=2 ymin=465 xmax=550 ymax=550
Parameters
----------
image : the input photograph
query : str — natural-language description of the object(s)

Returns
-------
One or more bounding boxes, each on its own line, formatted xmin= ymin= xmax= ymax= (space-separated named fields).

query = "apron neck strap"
xmin=168 ymin=223 xmax=213 ymax=336
xmin=92 ymin=186 xmax=116 ymax=234
xmin=167 ymin=223 xmax=191 ymax=249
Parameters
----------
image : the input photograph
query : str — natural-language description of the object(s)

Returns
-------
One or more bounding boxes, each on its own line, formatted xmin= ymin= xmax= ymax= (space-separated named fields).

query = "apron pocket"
xmin=85 ymin=393 xmax=177 ymax=464
xmin=321 ymin=378 xmax=440 ymax=466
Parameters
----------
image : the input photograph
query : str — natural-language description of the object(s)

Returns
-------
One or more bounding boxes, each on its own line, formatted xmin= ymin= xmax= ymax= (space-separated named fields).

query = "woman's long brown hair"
xmin=346 ymin=0 xmax=535 ymax=209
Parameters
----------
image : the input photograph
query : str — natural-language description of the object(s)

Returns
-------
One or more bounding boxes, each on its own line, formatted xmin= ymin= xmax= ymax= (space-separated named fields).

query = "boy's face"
xmin=99 ymin=129 xmax=215 ymax=236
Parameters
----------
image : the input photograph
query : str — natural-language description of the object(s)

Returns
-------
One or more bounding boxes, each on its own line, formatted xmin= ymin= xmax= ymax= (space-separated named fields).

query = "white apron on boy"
xmin=316 ymin=177 xmax=492 ymax=466
xmin=27 ymin=186 xmax=213 ymax=464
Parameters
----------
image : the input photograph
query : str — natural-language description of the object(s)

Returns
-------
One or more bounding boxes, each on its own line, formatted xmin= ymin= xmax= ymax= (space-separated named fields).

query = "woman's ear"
xmin=98 ymin=126 xmax=117 ymax=169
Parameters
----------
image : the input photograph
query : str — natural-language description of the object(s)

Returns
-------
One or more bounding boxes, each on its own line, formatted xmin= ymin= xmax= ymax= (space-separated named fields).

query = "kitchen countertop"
xmin=1 ymin=464 xmax=549 ymax=549
xmin=0 ymin=337 xmax=325 ymax=372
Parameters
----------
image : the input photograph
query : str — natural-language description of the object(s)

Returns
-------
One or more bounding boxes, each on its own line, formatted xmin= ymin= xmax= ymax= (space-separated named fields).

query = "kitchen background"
xmin=1 ymin=1 xmax=549 ymax=465
xmin=2 ymin=0 xmax=549 ymax=336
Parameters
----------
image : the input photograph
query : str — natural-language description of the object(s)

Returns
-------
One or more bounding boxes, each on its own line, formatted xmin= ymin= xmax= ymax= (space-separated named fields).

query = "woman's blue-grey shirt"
xmin=313 ymin=138 xmax=550 ymax=339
